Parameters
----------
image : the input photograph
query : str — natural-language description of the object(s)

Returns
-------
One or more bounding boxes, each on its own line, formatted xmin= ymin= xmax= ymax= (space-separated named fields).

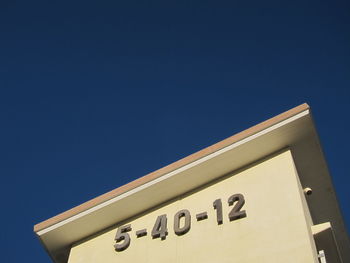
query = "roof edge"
xmin=34 ymin=103 xmax=310 ymax=233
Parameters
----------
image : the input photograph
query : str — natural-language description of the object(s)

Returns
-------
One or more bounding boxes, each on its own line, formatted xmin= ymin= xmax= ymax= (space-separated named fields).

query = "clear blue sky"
xmin=1 ymin=1 xmax=349 ymax=262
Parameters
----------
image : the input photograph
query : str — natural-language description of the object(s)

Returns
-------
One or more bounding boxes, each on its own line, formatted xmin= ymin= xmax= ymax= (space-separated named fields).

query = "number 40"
xmin=151 ymin=209 xmax=191 ymax=240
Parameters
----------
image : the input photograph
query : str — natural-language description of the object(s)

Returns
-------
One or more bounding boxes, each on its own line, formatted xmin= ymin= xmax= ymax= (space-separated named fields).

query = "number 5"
xmin=114 ymin=224 xmax=132 ymax=251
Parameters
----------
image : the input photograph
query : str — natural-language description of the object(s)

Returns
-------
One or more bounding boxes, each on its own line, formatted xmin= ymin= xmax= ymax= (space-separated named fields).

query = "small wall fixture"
xmin=304 ymin=187 xmax=313 ymax=196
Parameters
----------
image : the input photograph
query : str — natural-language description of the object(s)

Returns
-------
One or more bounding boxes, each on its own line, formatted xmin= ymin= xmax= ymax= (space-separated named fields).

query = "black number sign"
xmin=213 ymin=199 xmax=223 ymax=225
xmin=174 ymin=209 xmax=191 ymax=235
xmin=151 ymin=214 xmax=168 ymax=239
xmin=114 ymin=224 xmax=132 ymax=251
xmin=228 ymin=193 xmax=247 ymax=221
xmin=114 ymin=193 xmax=247 ymax=252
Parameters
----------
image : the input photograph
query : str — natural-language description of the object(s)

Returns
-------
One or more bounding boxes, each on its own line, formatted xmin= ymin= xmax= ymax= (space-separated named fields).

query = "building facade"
xmin=34 ymin=104 xmax=349 ymax=263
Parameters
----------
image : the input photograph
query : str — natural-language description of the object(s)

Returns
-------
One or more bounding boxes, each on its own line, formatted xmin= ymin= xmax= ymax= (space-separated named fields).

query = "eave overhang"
xmin=34 ymin=103 xmax=350 ymax=263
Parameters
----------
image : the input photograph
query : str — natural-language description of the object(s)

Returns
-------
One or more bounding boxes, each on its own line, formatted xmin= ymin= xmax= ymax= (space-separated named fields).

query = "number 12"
xmin=213 ymin=193 xmax=246 ymax=224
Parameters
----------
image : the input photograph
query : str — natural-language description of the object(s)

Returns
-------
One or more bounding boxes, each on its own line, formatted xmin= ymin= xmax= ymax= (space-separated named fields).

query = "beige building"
xmin=34 ymin=103 xmax=349 ymax=263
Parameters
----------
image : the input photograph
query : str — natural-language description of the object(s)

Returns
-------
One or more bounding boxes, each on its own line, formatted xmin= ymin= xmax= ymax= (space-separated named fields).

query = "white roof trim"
xmin=37 ymin=109 xmax=309 ymax=236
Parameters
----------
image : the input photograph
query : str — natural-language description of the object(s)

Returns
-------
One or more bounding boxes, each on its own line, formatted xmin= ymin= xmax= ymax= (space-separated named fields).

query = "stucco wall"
xmin=68 ymin=150 xmax=318 ymax=263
